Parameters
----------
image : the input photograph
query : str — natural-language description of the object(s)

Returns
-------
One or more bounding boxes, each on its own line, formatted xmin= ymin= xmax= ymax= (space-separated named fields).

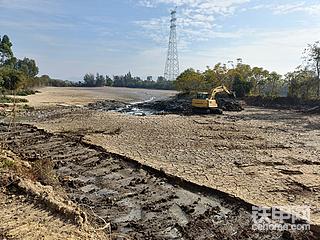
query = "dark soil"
xmin=245 ymin=96 xmax=320 ymax=113
xmin=0 ymin=123 xmax=316 ymax=240
xmin=88 ymin=93 xmax=243 ymax=115
xmin=87 ymin=100 xmax=128 ymax=111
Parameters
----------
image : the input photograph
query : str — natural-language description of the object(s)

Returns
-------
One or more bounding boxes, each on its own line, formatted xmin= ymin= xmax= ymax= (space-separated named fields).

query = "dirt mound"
xmin=302 ymin=106 xmax=320 ymax=114
xmin=136 ymin=93 xmax=243 ymax=114
xmin=245 ymin=96 xmax=320 ymax=113
xmin=87 ymin=100 xmax=127 ymax=111
xmin=135 ymin=93 xmax=193 ymax=114
xmin=86 ymin=93 xmax=243 ymax=115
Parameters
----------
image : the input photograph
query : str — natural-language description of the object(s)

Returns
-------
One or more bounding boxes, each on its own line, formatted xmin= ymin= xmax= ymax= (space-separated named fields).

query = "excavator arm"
xmin=209 ymin=85 xmax=232 ymax=100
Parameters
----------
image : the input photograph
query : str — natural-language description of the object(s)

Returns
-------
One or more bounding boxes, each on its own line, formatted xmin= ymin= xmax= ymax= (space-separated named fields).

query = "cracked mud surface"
xmin=0 ymin=124 xmax=315 ymax=239
xmin=26 ymin=106 xmax=320 ymax=228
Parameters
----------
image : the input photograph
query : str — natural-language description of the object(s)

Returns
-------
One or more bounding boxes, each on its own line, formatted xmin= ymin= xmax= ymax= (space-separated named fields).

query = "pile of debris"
xmin=87 ymin=100 xmax=128 ymax=111
xmin=245 ymin=96 xmax=320 ymax=114
xmin=135 ymin=93 xmax=194 ymax=114
xmin=87 ymin=94 xmax=244 ymax=115
xmin=137 ymin=93 xmax=244 ymax=115
xmin=302 ymin=106 xmax=320 ymax=114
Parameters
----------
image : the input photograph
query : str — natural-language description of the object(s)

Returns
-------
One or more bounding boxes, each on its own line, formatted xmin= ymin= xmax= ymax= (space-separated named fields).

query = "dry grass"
xmin=32 ymin=159 xmax=58 ymax=186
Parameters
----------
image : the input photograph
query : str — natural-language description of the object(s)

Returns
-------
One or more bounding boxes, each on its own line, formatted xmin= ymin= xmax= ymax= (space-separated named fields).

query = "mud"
xmin=0 ymin=123 xmax=315 ymax=239
xmin=87 ymin=93 xmax=243 ymax=116
xmin=245 ymin=96 xmax=320 ymax=113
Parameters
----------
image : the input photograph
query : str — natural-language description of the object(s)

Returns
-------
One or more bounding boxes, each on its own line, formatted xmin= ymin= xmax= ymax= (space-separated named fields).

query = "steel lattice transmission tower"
xmin=164 ymin=8 xmax=179 ymax=81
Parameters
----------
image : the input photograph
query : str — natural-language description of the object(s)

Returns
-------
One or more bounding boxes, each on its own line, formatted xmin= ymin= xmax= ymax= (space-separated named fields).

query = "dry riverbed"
xmin=29 ymin=106 xmax=320 ymax=226
xmin=1 ymin=87 xmax=319 ymax=239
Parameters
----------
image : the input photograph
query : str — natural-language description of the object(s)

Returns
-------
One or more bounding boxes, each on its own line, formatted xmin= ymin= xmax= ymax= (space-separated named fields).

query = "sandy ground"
xmin=23 ymin=87 xmax=177 ymax=107
xmin=29 ymin=106 xmax=320 ymax=227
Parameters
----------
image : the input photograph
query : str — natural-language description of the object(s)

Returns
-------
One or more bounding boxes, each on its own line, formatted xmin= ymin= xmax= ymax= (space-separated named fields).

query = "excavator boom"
xmin=192 ymin=85 xmax=242 ymax=114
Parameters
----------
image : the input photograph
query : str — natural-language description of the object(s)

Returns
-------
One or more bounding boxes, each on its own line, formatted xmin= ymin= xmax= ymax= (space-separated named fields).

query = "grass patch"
xmin=33 ymin=159 xmax=58 ymax=186
xmin=0 ymin=96 xmax=28 ymax=103
xmin=16 ymin=89 xmax=40 ymax=96
xmin=0 ymin=158 xmax=15 ymax=169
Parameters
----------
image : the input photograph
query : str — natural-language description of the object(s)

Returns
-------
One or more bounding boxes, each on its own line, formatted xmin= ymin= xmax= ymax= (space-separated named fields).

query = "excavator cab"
xmin=192 ymin=91 xmax=220 ymax=114
xmin=195 ymin=92 xmax=209 ymax=100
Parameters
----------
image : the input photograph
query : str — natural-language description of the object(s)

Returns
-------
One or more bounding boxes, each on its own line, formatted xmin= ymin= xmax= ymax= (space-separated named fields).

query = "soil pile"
xmin=87 ymin=93 xmax=243 ymax=115
xmin=245 ymin=96 xmax=320 ymax=113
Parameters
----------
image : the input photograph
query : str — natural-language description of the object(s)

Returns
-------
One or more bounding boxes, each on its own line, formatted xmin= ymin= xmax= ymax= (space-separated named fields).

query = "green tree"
xmin=174 ymin=68 xmax=205 ymax=93
xmin=0 ymin=35 xmax=14 ymax=64
xmin=105 ymin=75 xmax=113 ymax=86
xmin=285 ymin=68 xmax=316 ymax=99
xmin=231 ymin=73 xmax=253 ymax=98
xmin=304 ymin=41 xmax=320 ymax=98
xmin=0 ymin=67 xmax=25 ymax=91
xmin=250 ymin=67 xmax=269 ymax=95
xmin=95 ymin=73 xmax=106 ymax=87
xmin=83 ymin=73 xmax=95 ymax=87
xmin=266 ymin=72 xmax=282 ymax=97
xmin=15 ymin=58 xmax=39 ymax=78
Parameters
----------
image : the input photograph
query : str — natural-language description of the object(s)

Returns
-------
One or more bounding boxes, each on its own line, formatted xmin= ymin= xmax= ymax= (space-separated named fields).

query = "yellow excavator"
xmin=192 ymin=85 xmax=242 ymax=114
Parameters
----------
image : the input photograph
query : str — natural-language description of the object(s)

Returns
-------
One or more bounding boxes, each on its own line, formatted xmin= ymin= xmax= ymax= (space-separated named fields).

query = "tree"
xmin=285 ymin=68 xmax=317 ymax=99
xmin=266 ymin=72 xmax=282 ymax=97
xmin=157 ymin=76 xmax=165 ymax=82
xmin=83 ymin=73 xmax=95 ymax=87
xmin=105 ymin=75 xmax=113 ymax=86
xmin=304 ymin=41 xmax=320 ymax=98
xmin=250 ymin=67 xmax=269 ymax=95
xmin=15 ymin=58 xmax=39 ymax=78
xmin=203 ymin=64 xmax=227 ymax=90
xmin=174 ymin=68 xmax=205 ymax=93
xmin=95 ymin=73 xmax=105 ymax=87
xmin=0 ymin=67 xmax=25 ymax=91
xmin=0 ymin=35 xmax=14 ymax=64
xmin=231 ymin=73 xmax=253 ymax=98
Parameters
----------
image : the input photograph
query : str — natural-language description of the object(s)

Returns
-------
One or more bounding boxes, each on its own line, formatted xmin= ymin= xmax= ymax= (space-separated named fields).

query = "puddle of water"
xmin=109 ymin=97 xmax=161 ymax=116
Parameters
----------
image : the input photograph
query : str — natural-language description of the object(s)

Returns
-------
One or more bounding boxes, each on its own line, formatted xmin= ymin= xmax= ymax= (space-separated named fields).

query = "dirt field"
xmin=23 ymin=87 xmax=177 ymax=107
xmin=1 ymin=87 xmax=320 ymax=239
xmin=0 ymin=124 xmax=315 ymax=239
xmin=29 ymin=105 xmax=320 ymax=226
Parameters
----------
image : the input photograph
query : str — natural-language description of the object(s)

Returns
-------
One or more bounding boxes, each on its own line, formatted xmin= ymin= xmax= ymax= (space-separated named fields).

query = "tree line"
xmin=81 ymin=72 xmax=174 ymax=90
xmin=2 ymin=33 xmax=320 ymax=100
xmin=175 ymin=42 xmax=320 ymax=100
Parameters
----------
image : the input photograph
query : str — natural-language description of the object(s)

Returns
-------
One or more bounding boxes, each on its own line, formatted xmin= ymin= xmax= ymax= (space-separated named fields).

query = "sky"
xmin=1 ymin=0 xmax=320 ymax=81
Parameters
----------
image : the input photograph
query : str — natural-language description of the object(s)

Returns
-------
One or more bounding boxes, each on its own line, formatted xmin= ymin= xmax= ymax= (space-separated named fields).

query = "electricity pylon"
xmin=164 ymin=8 xmax=179 ymax=81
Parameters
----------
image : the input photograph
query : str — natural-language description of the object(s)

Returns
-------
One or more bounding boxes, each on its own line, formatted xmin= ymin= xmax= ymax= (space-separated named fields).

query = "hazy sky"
xmin=1 ymin=0 xmax=320 ymax=81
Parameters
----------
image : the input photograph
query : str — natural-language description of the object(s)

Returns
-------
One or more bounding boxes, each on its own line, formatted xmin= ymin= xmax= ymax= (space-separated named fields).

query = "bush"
xmin=0 ymin=96 xmax=28 ymax=103
xmin=0 ymin=158 xmax=15 ymax=169
xmin=16 ymin=89 xmax=37 ymax=96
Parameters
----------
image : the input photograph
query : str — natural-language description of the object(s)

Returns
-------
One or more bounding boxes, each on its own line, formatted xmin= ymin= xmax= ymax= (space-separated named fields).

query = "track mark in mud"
xmin=0 ymin=123 xmax=316 ymax=240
